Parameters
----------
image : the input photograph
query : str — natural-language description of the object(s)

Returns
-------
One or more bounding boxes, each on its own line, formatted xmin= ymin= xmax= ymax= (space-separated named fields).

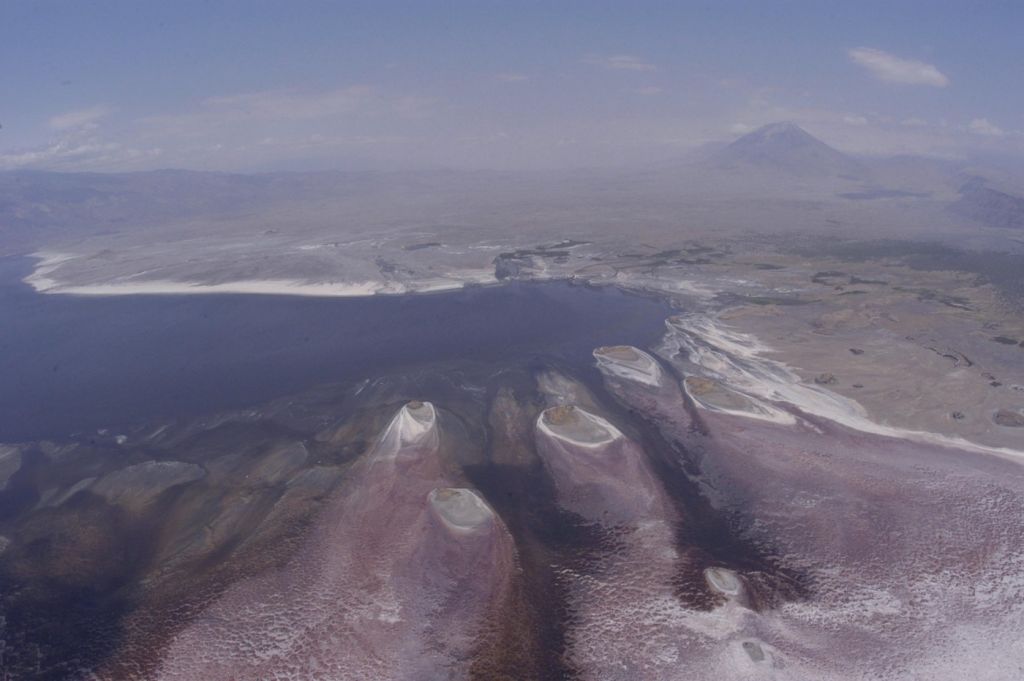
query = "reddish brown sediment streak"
xmin=534 ymin=404 xmax=711 ymax=680
xmin=536 ymin=404 xmax=664 ymax=522
xmin=151 ymin=402 xmax=517 ymax=681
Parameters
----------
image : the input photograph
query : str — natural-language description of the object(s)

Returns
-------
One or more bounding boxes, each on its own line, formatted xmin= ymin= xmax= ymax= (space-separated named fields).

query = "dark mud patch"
xmin=402 ymin=241 xmax=442 ymax=251
xmin=0 ymin=493 xmax=156 ymax=679
xmin=791 ymin=238 xmax=1024 ymax=309
xmin=465 ymin=462 xmax=602 ymax=681
xmin=992 ymin=335 xmax=1020 ymax=346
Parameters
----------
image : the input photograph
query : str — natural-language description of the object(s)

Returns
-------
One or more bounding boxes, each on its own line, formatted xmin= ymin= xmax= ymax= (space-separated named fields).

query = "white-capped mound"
xmin=593 ymin=345 xmax=665 ymax=387
xmin=537 ymin=405 xmax=623 ymax=448
xmin=376 ymin=401 xmax=439 ymax=457
xmin=704 ymin=567 xmax=744 ymax=598
xmin=428 ymin=488 xmax=495 ymax=532
xmin=683 ymin=375 xmax=796 ymax=425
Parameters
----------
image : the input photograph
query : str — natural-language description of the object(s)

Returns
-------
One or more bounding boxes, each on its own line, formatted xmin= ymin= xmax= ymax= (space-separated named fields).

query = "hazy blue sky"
xmin=3 ymin=1 xmax=1022 ymax=171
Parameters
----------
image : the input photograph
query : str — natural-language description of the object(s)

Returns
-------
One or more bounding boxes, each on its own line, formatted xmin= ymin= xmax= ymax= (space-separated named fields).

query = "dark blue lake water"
xmin=0 ymin=258 xmax=673 ymax=441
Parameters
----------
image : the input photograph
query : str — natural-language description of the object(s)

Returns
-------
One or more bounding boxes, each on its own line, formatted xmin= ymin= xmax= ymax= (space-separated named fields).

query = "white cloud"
xmin=843 ymin=115 xmax=868 ymax=126
xmin=968 ymin=118 xmax=1005 ymax=137
xmin=0 ymin=137 xmax=159 ymax=171
xmin=496 ymin=73 xmax=529 ymax=82
xmin=635 ymin=86 xmax=664 ymax=96
xmin=49 ymin=105 xmax=112 ymax=131
xmin=0 ymin=105 xmax=156 ymax=170
xmin=2 ymin=85 xmax=437 ymax=172
xmin=583 ymin=54 xmax=656 ymax=72
xmin=847 ymin=47 xmax=949 ymax=87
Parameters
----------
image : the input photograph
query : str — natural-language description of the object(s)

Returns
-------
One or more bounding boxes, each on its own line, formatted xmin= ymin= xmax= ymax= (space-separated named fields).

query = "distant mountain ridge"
xmin=704 ymin=122 xmax=867 ymax=179
xmin=4 ymin=123 xmax=1024 ymax=260
xmin=951 ymin=176 xmax=1024 ymax=230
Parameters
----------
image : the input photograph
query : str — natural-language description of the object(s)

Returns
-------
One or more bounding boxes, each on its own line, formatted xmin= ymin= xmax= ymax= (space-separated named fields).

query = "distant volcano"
xmin=705 ymin=122 xmax=866 ymax=178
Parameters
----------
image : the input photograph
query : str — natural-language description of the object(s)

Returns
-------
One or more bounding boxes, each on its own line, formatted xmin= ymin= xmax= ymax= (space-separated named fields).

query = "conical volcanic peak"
xmin=708 ymin=121 xmax=865 ymax=178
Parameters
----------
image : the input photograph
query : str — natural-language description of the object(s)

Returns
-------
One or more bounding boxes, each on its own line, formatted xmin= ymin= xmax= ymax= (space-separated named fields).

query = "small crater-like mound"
xmin=593 ymin=345 xmax=665 ymax=387
xmin=539 ymin=405 xmax=622 ymax=446
xmin=703 ymin=566 xmax=744 ymax=598
xmin=428 ymin=487 xmax=494 ymax=531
